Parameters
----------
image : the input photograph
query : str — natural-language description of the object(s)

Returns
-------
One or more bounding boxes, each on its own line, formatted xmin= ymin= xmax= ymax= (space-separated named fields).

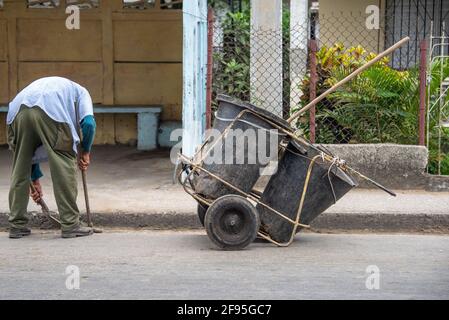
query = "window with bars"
xmin=27 ymin=0 xmax=100 ymax=9
xmin=385 ymin=0 xmax=449 ymax=68
xmin=123 ymin=0 xmax=182 ymax=10
xmin=27 ymin=0 xmax=60 ymax=8
xmin=66 ymin=0 xmax=99 ymax=9
xmin=160 ymin=0 xmax=182 ymax=10
xmin=123 ymin=0 xmax=155 ymax=9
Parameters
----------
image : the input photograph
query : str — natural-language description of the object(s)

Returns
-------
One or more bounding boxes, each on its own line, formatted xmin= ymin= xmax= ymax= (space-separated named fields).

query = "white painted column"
xmin=250 ymin=0 xmax=283 ymax=117
xmin=182 ymin=0 xmax=208 ymax=157
xmin=290 ymin=0 xmax=309 ymax=109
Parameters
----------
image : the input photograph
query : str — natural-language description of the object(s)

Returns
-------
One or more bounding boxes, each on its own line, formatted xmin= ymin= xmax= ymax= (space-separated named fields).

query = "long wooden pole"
xmin=75 ymin=103 xmax=101 ymax=233
xmin=81 ymin=170 xmax=92 ymax=227
xmin=287 ymin=36 xmax=410 ymax=124
xmin=75 ymin=104 xmax=92 ymax=228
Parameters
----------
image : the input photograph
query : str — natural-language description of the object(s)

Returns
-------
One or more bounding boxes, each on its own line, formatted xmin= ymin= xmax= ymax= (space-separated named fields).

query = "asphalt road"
xmin=0 ymin=230 xmax=448 ymax=300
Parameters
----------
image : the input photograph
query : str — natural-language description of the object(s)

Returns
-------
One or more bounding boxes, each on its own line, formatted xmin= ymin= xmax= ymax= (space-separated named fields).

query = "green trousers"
xmin=7 ymin=106 xmax=80 ymax=231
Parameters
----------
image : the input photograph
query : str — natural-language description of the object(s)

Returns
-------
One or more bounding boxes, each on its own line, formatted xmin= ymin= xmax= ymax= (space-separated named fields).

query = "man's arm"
xmin=75 ymin=84 xmax=95 ymax=171
xmin=80 ymin=115 xmax=96 ymax=152
xmin=31 ymin=163 xmax=43 ymax=181
xmin=30 ymin=164 xmax=43 ymax=203
xmin=78 ymin=115 xmax=96 ymax=171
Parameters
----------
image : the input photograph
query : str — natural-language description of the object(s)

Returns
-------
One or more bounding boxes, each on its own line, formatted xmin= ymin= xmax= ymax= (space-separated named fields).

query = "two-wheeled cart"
xmin=179 ymin=95 xmax=395 ymax=250
xmin=179 ymin=38 xmax=408 ymax=250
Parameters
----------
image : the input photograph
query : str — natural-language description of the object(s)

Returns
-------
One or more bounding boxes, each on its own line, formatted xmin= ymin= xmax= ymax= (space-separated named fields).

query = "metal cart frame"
xmin=178 ymin=109 xmax=384 ymax=247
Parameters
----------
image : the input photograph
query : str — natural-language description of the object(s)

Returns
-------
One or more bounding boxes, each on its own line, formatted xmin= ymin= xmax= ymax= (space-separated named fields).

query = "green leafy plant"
xmin=293 ymin=44 xmax=420 ymax=144
xmin=213 ymin=10 xmax=251 ymax=104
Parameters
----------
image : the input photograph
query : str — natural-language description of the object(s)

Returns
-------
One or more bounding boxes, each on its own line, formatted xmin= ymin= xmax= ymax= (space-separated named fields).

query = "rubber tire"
xmin=197 ymin=203 xmax=208 ymax=226
xmin=204 ymin=195 xmax=260 ymax=250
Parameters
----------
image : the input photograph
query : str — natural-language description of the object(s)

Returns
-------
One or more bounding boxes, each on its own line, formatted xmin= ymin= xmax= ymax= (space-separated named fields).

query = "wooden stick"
xmin=30 ymin=182 xmax=62 ymax=225
xmin=30 ymin=183 xmax=50 ymax=213
xmin=287 ymin=36 xmax=410 ymax=124
xmin=74 ymin=102 xmax=98 ymax=231
xmin=80 ymin=170 xmax=92 ymax=227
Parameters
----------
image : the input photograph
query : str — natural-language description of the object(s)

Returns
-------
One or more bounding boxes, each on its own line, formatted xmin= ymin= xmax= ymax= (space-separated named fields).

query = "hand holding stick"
xmin=29 ymin=182 xmax=62 ymax=225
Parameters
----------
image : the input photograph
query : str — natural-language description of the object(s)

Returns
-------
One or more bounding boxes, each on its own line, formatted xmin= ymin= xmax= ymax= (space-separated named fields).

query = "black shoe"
xmin=61 ymin=225 xmax=93 ymax=239
xmin=9 ymin=227 xmax=31 ymax=239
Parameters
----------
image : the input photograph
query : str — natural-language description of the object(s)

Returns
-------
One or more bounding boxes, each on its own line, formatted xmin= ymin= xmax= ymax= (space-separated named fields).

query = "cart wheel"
xmin=205 ymin=195 xmax=260 ymax=250
xmin=197 ymin=203 xmax=208 ymax=226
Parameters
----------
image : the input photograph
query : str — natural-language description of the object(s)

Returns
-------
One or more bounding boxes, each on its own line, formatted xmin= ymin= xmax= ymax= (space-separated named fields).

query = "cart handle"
xmin=347 ymin=167 xmax=397 ymax=197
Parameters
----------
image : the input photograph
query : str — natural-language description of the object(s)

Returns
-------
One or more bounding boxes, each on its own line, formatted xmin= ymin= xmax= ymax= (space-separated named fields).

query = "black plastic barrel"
xmin=193 ymin=95 xmax=291 ymax=200
xmin=212 ymin=95 xmax=292 ymax=133
xmin=257 ymin=140 xmax=357 ymax=243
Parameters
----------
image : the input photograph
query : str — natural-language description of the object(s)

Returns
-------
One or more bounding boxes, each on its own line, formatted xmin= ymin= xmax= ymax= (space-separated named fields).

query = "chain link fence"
xmin=210 ymin=8 xmax=427 ymax=145
xmin=211 ymin=12 xmax=308 ymax=120
xmin=426 ymin=32 xmax=449 ymax=175
xmin=303 ymin=12 xmax=424 ymax=145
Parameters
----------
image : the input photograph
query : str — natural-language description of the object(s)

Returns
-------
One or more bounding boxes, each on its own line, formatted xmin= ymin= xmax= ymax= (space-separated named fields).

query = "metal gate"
xmin=426 ymin=21 xmax=449 ymax=175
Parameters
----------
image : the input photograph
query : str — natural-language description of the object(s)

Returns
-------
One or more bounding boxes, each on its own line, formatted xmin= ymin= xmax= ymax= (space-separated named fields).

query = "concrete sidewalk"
xmin=1 ymin=146 xmax=448 ymax=232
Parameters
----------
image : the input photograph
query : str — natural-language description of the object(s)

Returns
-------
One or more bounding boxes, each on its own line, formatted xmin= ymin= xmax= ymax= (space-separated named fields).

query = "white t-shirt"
xmin=7 ymin=76 xmax=94 ymax=154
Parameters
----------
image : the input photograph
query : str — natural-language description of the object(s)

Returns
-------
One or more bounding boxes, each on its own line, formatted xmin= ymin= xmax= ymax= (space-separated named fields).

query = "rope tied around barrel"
xmin=321 ymin=152 xmax=346 ymax=204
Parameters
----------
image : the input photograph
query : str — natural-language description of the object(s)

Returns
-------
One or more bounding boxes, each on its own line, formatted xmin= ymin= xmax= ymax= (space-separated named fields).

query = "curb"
xmin=310 ymin=213 xmax=449 ymax=233
xmin=1 ymin=211 xmax=449 ymax=233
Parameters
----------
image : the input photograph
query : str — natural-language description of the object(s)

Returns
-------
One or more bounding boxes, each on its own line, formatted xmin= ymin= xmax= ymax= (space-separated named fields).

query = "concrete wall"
xmin=319 ymin=0 xmax=386 ymax=53
xmin=253 ymin=143 xmax=432 ymax=191
xmin=323 ymin=144 xmax=428 ymax=189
